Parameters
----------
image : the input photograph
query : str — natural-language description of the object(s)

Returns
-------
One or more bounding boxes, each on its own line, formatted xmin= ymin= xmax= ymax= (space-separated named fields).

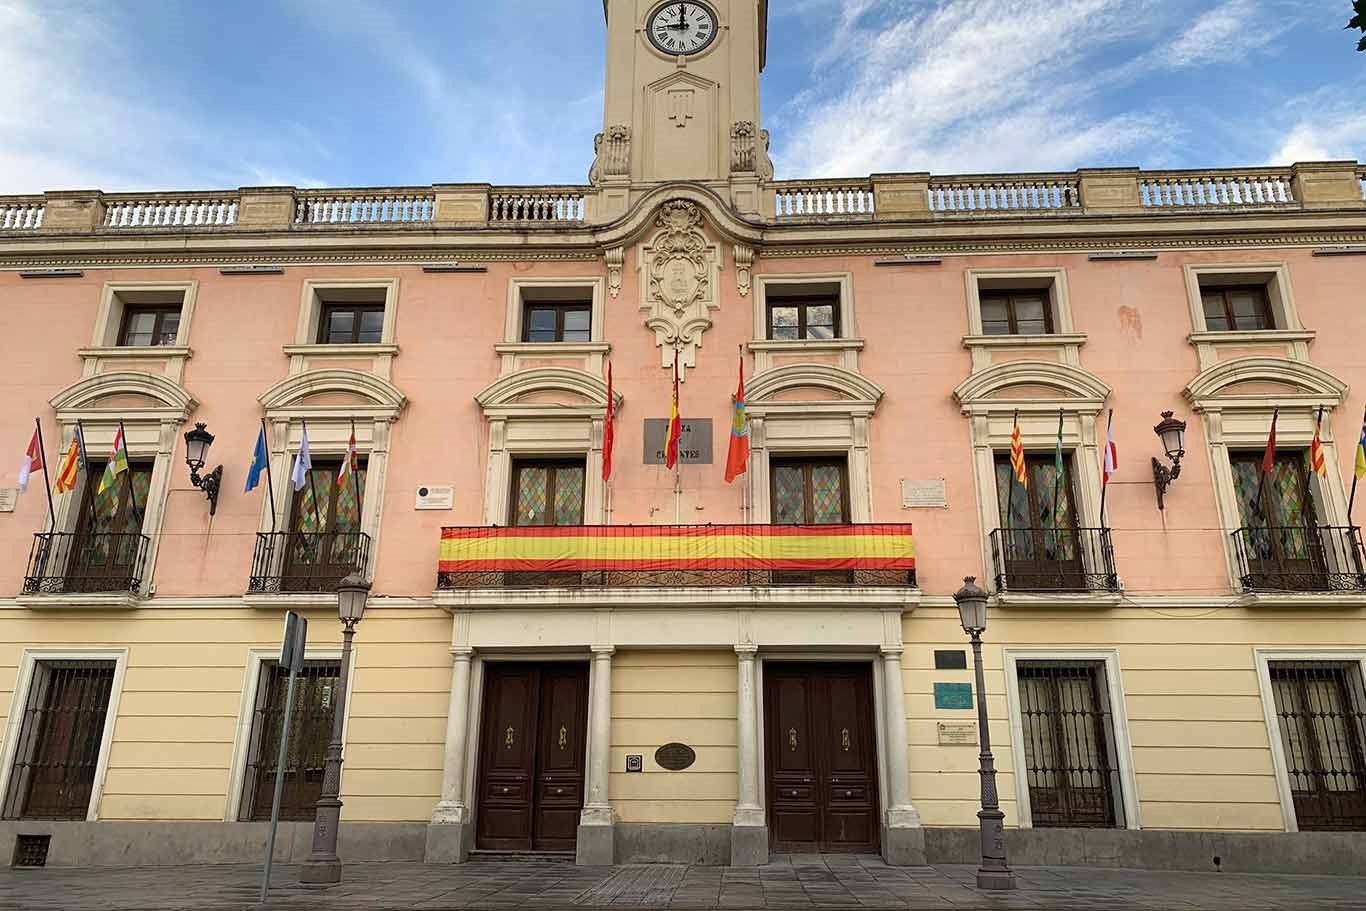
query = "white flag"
xmin=291 ymin=424 xmax=313 ymax=492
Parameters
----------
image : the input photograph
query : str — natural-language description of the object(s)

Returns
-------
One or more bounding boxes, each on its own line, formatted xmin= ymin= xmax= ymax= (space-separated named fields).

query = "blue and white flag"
xmin=290 ymin=424 xmax=312 ymax=492
xmin=245 ymin=424 xmax=270 ymax=493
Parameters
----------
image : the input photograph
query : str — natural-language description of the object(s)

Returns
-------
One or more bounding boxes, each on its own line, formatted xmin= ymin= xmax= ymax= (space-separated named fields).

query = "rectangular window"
xmin=66 ymin=461 xmax=152 ymax=593
xmin=766 ymin=294 xmax=839 ymax=341
xmin=1201 ymin=285 xmax=1274 ymax=332
xmin=117 ymin=305 xmax=181 ymax=347
xmin=1016 ymin=660 xmax=1123 ymax=828
xmin=240 ymin=660 xmax=341 ymax=821
xmin=2 ymin=660 xmax=116 ymax=819
xmin=994 ymin=453 xmax=1084 ymax=590
xmin=1231 ymin=451 xmax=1326 ymax=589
xmin=317 ymin=302 xmax=385 ymax=344
xmin=283 ymin=459 xmax=368 ymax=591
xmin=770 ymin=457 xmax=850 ymax=584
xmin=1268 ymin=661 xmax=1366 ymax=831
xmin=511 ymin=459 xmax=585 ymax=526
xmin=521 ymin=301 xmax=591 ymax=343
xmin=980 ymin=291 xmax=1053 ymax=336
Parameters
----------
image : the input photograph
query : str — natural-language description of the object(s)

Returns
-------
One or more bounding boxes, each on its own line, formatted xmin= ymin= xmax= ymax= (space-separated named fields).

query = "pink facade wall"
xmin=4 ymin=247 xmax=1365 ymax=599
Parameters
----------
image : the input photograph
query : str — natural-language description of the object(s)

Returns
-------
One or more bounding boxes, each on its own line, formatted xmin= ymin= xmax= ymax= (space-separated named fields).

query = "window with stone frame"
xmin=1268 ymin=660 xmax=1366 ymax=831
xmin=283 ymin=458 xmax=368 ymax=591
xmin=511 ymin=459 xmax=585 ymax=527
xmin=1200 ymin=284 xmax=1276 ymax=332
xmin=239 ymin=660 xmax=341 ymax=821
xmin=117 ymin=305 xmax=182 ymax=347
xmin=980 ymin=290 xmax=1054 ymax=336
xmin=521 ymin=301 xmax=592 ymax=343
xmin=766 ymin=292 xmax=840 ymax=340
xmin=770 ymin=456 xmax=850 ymax=584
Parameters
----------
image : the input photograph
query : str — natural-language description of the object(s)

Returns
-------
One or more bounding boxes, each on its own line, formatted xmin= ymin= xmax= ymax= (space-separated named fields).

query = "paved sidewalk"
xmin=2 ymin=855 xmax=1365 ymax=911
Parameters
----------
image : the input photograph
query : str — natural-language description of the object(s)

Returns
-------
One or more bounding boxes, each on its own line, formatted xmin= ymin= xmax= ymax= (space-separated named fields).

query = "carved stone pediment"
xmin=637 ymin=200 xmax=721 ymax=377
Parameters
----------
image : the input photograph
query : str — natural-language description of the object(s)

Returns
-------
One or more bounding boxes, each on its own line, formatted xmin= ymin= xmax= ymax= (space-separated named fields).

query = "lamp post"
xmin=300 ymin=573 xmax=370 ymax=885
xmin=182 ymin=422 xmax=223 ymax=515
xmin=953 ymin=576 xmax=1015 ymax=891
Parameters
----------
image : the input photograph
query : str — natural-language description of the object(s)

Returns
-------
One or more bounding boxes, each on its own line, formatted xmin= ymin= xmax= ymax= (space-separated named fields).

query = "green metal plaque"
xmin=934 ymin=682 xmax=974 ymax=710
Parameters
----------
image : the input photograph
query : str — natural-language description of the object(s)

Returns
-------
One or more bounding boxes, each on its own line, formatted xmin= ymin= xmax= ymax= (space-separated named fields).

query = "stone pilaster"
xmin=1291 ymin=161 xmax=1366 ymax=210
xmin=40 ymin=191 xmax=105 ymax=233
xmin=880 ymin=645 xmax=926 ymax=866
xmin=425 ymin=647 xmax=474 ymax=863
xmin=731 ymin=644 xmax=768 ymax=865
xmin=577 ymin=646 xmax=615 ymax=865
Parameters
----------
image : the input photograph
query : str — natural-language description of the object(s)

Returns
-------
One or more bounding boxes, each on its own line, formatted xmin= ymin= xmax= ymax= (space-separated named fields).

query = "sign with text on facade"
xmin=0 ymin=488 xmax=15 ymax=513
xmin=643 ymin=418 xmax=713 ymax=465
xmin=415 ymin=485 xmax=454 ymax=510
xmin=937 ymin=721 xmax=978 ymax=746
xmin=901 ymin=478 xmax=947 ymax=508
xmin=933 ymin=682 xmax=974 ymax=710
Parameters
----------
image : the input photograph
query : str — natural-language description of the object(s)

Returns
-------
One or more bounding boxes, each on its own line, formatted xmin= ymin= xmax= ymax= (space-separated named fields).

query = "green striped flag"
xmin=97 ymin=425 xmax=129 ymax=493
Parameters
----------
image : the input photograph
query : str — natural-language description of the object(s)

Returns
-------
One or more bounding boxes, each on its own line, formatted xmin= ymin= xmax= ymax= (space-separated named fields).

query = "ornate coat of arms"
xmin=638 ymin=200 xmax=720 ymax=376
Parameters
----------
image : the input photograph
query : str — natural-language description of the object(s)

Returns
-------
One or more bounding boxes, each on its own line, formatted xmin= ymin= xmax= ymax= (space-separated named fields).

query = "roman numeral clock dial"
xmin=647 ymin=2 xmax=718 ymax=55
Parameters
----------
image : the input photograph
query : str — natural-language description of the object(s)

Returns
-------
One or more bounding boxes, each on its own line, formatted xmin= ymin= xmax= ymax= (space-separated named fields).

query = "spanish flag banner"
xmin=439 ymin=523 xmax=916 ymax=573
xmin=1010 ymin=409 xmax=1027 ymax=487
xmin=665 ymin=349 xmax=682 ymax=470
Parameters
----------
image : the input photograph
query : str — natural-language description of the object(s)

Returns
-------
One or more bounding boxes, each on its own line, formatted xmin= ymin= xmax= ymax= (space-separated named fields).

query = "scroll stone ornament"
xmin=639 ymin=200 xmax=721 ymax=377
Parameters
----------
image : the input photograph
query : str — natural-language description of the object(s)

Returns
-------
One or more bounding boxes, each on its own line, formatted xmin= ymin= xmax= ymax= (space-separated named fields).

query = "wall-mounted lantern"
xmin=184 ymin=422 xmax=224 ymax=515
xmin=1151 ymin=411 xmax=1188 ymax=511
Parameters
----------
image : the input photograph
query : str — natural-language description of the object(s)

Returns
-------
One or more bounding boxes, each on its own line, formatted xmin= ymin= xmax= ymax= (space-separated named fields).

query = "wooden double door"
xmin=475 ymin=663 xmax=588 ymax=852
xmin=764 ymin=663 xmax=880 ymax=853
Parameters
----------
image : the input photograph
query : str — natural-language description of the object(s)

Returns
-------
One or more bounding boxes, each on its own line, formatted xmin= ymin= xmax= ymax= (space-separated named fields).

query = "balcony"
xmin=1231 ymin=526 xmax=1366 ymax=593
xmin=248 ymin=531 xmax=371 ymax=594
xmin=989 ymin=526 xmax=1119 ymax=594
xmin=22 ymin=532 xmax=150 ymax=595
xmin=435 ymin=523 xmax=916 ymax=590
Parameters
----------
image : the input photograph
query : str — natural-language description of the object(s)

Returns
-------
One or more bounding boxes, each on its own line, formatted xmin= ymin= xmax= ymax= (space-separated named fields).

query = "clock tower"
xmin=593 ymin=0 xmax=770 ymax=217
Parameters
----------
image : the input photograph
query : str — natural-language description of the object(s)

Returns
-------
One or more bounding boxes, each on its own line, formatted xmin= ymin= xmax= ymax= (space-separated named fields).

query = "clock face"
xmin=647 ymin=2 xmax=718 ymax=56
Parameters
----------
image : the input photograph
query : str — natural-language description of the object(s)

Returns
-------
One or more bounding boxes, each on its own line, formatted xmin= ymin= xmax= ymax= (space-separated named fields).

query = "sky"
xmin=1 ymin=0 xmax=1363 ymax=194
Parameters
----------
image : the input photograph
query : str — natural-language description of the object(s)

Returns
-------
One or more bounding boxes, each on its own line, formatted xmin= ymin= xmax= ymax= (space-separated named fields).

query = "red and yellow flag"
xmin=54 ymin=436 xmax=81 ymax=494
xmin=602 ymin=361 xmax=615 ymax=481
xmin=1310 ymin=407 xmax=1327 ymax=478
xmin=1262 ymin=408 xmax=1279 ymax=474
xmin=724 ymin=353 xmax=749 ymax=484
xmin=665 ymin=350 xmax=682 ymax=470
xmin=1009 ymin=411 xmax=1027 ymax=487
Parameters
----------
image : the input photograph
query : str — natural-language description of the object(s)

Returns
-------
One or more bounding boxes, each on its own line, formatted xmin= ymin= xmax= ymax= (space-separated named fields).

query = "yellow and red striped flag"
xmin=1310 ymin=407 xmax=1327 ymax=478
xmin=54 ymin=433 xmax=81 ymax=494
xmin=1010 ymin=410 xmax=1027 ymax=487
xmin=665 ymin=350 xmax=682 ymax=470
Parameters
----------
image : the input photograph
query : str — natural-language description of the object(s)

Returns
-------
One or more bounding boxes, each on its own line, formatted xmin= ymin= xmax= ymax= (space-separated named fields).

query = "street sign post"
xmin=260 ymin=610 xmax=307 ymax=902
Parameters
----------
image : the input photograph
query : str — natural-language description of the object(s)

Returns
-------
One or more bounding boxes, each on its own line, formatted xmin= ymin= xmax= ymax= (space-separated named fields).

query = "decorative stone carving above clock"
xmin=638 ymin=200 xmax=721 ymax=377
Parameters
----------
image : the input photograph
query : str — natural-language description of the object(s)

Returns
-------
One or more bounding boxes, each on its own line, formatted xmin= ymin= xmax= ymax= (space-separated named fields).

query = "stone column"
xmin=425 ymin=647 xmax=473 ymax=863
xmin=880 ymin=645 xmax=925 ymax=865
xmin=577 ymin=646 xmax=615 ymax=865
xmin=731 ymin=645 xmax=768 ymax=865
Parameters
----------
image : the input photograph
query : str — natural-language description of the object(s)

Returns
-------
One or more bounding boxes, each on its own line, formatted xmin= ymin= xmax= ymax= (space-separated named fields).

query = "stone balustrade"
xmin=927 ymin=175 xmax=1081 ymax=212
xmin=0 ymin=198 xmax=44 ymax=230
xmin=773 ymin=180 xmax=875 ymax=217
xmin=1 ymin=162 xmax=1360 ymax=236
xmin=488 ymin=188 xmax=587 ymax=222
xmin=295 ymin=190 xmax=435 ymax=225
xmin=103 ymin=194 xmax=239 ymax=227
xmin=1139 ymin=169 xmax=1294 ymax=208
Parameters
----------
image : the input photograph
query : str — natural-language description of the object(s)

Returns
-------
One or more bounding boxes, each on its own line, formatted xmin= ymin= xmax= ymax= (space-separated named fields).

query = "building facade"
xmin=2 ymin=0 xmax=1366 ymax=873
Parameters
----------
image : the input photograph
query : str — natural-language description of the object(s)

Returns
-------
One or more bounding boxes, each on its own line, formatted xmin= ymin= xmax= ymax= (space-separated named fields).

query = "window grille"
xmin=1269 ymin=661 xmax=1366 ymax=831
xmin=12 ymin=834 xmax=50 ymax=867
xmin=241 ymin=661 xmax=341 ymax=821
xmin=1016 ymin=660 xmax=1123 ymax=827
xmin=2 ymin=661 xmax=115 ymax=819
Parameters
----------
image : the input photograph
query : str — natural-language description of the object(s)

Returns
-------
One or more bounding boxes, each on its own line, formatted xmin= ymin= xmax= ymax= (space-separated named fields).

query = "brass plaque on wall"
xmin=654 ymin=742 xmax=697 ymax=771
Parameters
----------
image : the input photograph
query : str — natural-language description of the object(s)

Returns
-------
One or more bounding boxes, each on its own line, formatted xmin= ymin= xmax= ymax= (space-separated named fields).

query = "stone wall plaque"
xmin=933 ymin=682 xmax=974 ymax=710
xmin=414 ymin=485 xmax=454 ymax=510
xmin=654 ymin=742 xmax=697 ymax=771
xmin=934 ymin=649 xmax=967 ymax=670
xmin=937 ymin=721 xmax=978 ymax=746
xmin=901 ymin=478 xmax=947 ymax=508
xmin=643 ymin=418 xmax=712 ymax=464
xmin=0 ymin=488 xmax=16 ymax=513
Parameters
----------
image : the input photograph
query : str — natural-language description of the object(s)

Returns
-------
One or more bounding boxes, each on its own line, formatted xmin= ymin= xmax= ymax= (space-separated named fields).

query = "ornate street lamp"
xmin=183 ymin=423 xmax=223 ymax=515
xmin=300 ymin=573 xmax=370 ymax=885
xmin=1151 ymin=410 xmax=1188 ymax=511
xmin=953 ymin=576 xmax=1015 ymax=891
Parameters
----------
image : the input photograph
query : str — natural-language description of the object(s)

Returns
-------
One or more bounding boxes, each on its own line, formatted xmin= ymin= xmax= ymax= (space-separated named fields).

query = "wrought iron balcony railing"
xmin=436 ymin=523 xmax=917 ymax=590
xmin=1231 ymin=525 xmax=1366 ymax=593
xmin=989 ymin=526 xmax=1119 ymax=593
xmin=22 ymin=532 xmax=150 ymax=595
xmin=248 ymin=531 xmax=371 ymax=594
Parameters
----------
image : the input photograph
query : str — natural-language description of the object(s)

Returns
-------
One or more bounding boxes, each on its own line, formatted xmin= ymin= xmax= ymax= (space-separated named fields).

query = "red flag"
xmin=1262 ymin=409 xmax=1279 ymax=474
xmin=18 ymin=427 xmax=42 ymax=493
xmin=665 ymin=350 xmax=682 ymax=470
xmin=724 ymin=353 xmax=749 ymax=484
xmin=1310 ymin=407 xmax=1327 ymax=478
xmin=602 ymin=361 xmax=615 ymax=481
xmin=337 ymin=427 xmax=358 ymax=488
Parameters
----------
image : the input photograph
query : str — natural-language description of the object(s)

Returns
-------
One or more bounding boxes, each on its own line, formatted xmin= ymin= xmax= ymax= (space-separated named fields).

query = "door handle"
xmin=505 ymin=726 xmax=515 ymax=749
xmin=555 ymin=787 xmax=565 ymax=795
xmin=559 ymin=724 xmax=568 ymax=750
xmin=841 ymin=728 xmax=850 ymax=752
xmin=844 ymin=790 xmax=853 ymax=798
xmin=501 ymin=787 xmax=511 ymax=794
xmin=788 ymin=727 xmax=798 ymax=751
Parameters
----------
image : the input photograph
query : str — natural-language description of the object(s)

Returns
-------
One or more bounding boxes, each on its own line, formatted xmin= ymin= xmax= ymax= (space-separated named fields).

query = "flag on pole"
xmin=97 ymin=424 xmax=129 ymax=494
xmin=724 ymin=352 xmax=750 ymax=484
xmin=1009 ymin=411 xmax=1027 ymax=487
xmin=1261 ymin=408 xmax=1279 ymax=474
xmin=291 ymin=424 xmax=313 ymax=492
xmin=245 ymin=424 xmax=270 ymax=493
xmin=665 ymin=350 xmax=682 ymax=470
xmin=55 ymin=431 xmax=82 ymax=495
xmin=1310 ymin=408 xmax=1328 ymax=479
xmin=18 ymin=427 xmax=42 ymax=493
xmin=602 ymin=361 xmax=615 ymax=482
xmin=1053 ymin=409 xmax=1064 ymax=478
xmin=1356 ymin=409 xmax=1366 ymax=480
xmin=1102 ymin=411 xmax=1118 ymax=485
xmin=338 ymin=426 xmax=358 ymax=489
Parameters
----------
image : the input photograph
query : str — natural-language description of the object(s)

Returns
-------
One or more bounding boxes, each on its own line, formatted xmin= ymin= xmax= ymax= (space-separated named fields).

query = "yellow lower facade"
xmin=1 ymin=597 xmax=1363 ymax=868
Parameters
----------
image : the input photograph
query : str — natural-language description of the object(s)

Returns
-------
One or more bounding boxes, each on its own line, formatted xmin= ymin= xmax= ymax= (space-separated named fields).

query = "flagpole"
xmin=32 ymin=420 xmax=56 ymax=535
xmin=349 ymin=418 xmax=361 ymax=506
xmin=261 ymin=419 xmax=278 ymax=533
xmin=673 ymin=348 xmax=682 ymax=525
xmin=1004 ymin=409 xmax=1019 ymax=531
xmin=1350 ymin=405 xmax=1366 ymax=520
xmin=301 ymin=420 xmax=324 ymax=531
xmin=1051 ymin=408 xmax=1063 ymax=545
xmin=119 ymin=421 xmax=141 ymax=525
xmin=1098 ymin=410 xmax=1112 ymax=528
xmin=1252 ymin=407 xmax=1278 ymax=525
xmin=75 ymin=420 xmax=98 ymax=528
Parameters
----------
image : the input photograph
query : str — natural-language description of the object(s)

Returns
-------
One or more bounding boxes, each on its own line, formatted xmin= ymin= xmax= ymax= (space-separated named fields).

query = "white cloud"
xmin=1266 ymin=85 xmax=1366 ymax=164
xmin=1159 ymin=0 xmax=1279 ymax=67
